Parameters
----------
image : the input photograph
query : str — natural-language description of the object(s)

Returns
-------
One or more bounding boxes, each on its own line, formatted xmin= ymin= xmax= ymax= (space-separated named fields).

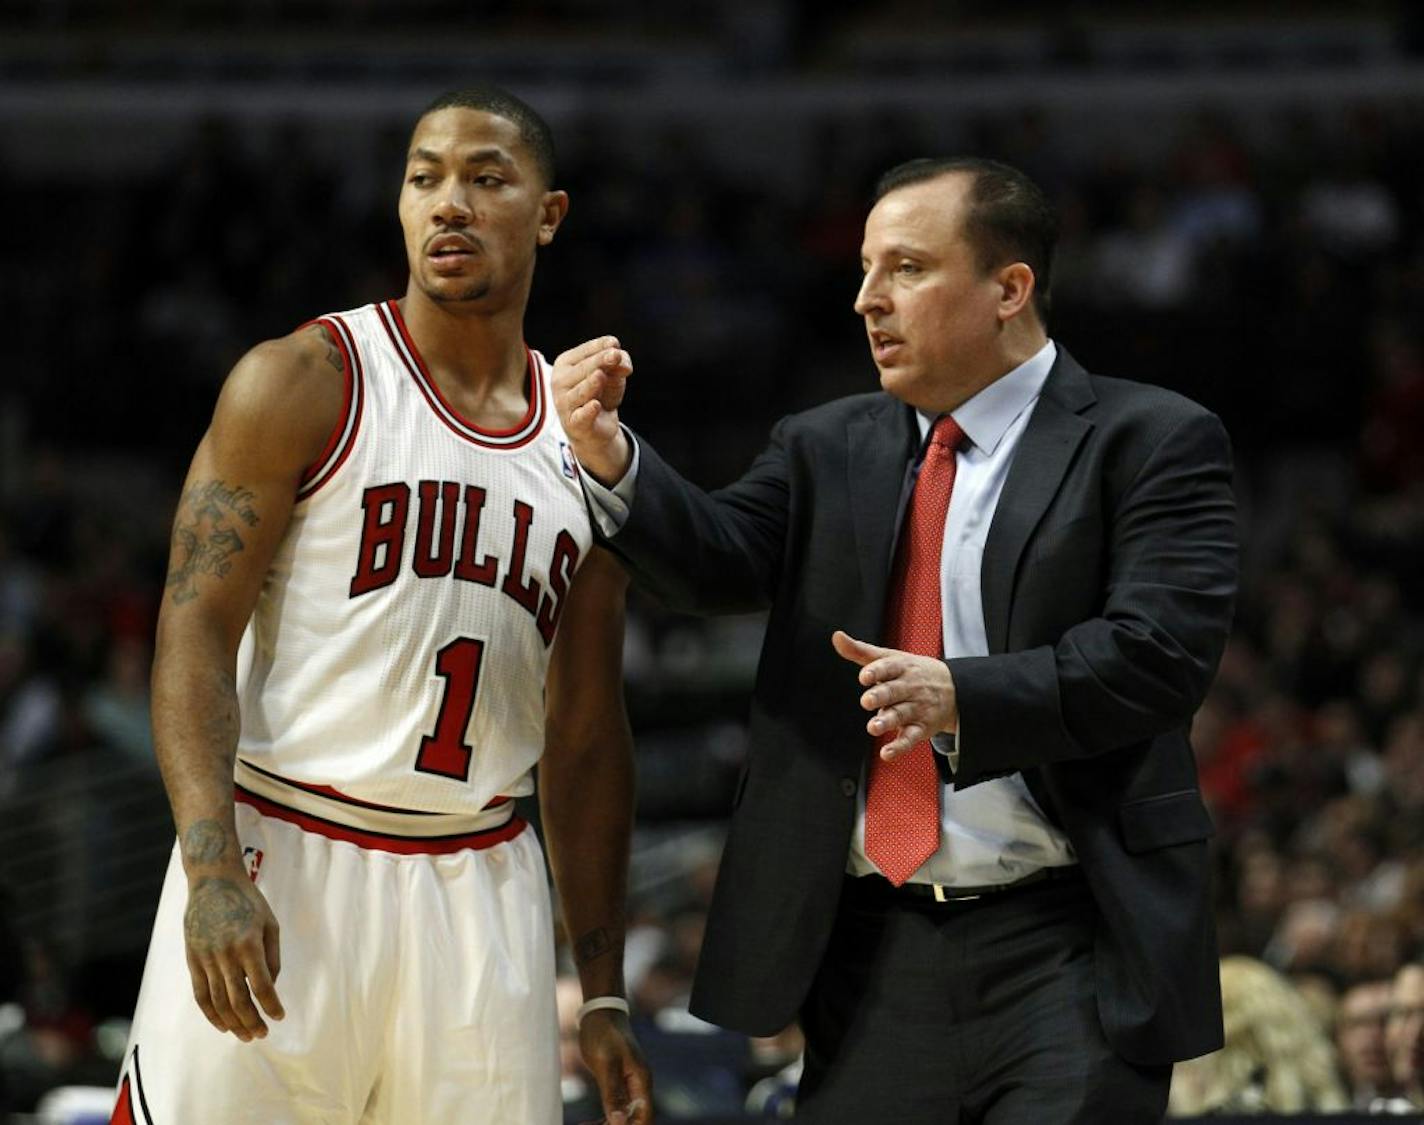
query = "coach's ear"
xmin=538 ymin=191 xmax=569 ymax=246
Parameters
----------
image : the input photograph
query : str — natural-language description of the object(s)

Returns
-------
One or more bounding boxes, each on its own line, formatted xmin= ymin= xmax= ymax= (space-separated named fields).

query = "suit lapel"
xmin=846 ymin=397 xmax=919 ymax=638
xmin=980 ymin=351 xmax=1095 ymax=654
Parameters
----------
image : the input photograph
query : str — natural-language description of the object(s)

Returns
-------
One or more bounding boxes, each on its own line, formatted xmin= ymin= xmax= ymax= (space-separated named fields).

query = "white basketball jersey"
xmin=234 ymin=299 xmax=594 ymax=815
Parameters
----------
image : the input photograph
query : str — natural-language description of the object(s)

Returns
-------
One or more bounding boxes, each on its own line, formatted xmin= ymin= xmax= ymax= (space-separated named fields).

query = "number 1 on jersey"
xmin=416 ymin=637 xmax=485 ymax=781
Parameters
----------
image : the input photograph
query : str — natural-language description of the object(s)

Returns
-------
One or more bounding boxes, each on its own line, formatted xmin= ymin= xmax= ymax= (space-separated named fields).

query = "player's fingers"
xmin=624 ymin=1061 xmax=654 ymax=1124
xmin=264 ymin=920 xmax=282 ymax=983
xmin=219 ymin=959 xmax=267 ymax=1039
xmin=186 ymin=950 xmax=225 ymax=1033
xmin=202 ymin=959 xmax=244 ymax=1037
xmin=244 ymin=941 xmax=285 ymax=1022
xmin=597 ymin=1058 xmax=631 ymax=1125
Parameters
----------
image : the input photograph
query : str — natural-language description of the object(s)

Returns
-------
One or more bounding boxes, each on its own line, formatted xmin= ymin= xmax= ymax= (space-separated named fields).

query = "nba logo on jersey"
xmin=559 ymin=441 xmax=579 ymax=481
xmin=243 ymin=846 xmax=264 ymax=883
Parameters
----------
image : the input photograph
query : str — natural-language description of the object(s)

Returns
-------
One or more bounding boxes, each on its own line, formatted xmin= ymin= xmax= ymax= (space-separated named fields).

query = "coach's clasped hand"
xmin=553 ymin=336 xmax=635 ymax=486
xmin=832 ymin=630 xmax=958 ymax=759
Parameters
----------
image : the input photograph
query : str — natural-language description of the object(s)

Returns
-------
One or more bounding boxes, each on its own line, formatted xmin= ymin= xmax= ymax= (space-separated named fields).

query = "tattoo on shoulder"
xmin=311 ymin=324 xmax=345 ymax=375
xmin=181 ymin=819 xmax=229 ymax=864
xmin=165 ymin=479 xmax=260 ymax=604
xmin=574 ymin=927 xmax=613 ymax=966
xmin=184 ymin=877 xmax=255 ymax=951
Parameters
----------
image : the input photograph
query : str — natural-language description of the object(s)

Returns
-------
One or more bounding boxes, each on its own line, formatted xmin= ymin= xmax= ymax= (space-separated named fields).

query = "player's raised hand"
xmin=552 ymin=336 xmax=634 ymax=485
xmin=580 ymin=1009 xmax=653 ymax=1125
xmin=182 ymin=859 xmax=284 ymax=1043
xmin=832 ymin=630 xmax=958 ymax=760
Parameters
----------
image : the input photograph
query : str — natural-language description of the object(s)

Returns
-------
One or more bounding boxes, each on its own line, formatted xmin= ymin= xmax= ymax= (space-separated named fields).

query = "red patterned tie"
xmin=865 ymin=414 xmax=965 ymax=886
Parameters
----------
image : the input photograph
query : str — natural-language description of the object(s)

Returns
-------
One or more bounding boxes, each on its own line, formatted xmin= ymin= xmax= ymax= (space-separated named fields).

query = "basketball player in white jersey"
xmin=111 ymin=87 xmax=652 ymax=1125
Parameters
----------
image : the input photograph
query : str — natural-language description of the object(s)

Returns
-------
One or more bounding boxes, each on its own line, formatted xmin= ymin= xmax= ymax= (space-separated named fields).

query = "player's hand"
xmin=579 ymin=1008 xmax=653 ymax=1125
xmin=552 ymin=336 xmax=634 ymax=486
xmin=182 ymin=868 xmax=284 ymax=1042
xmin=832 ymin=630 xmax=958 ymax=760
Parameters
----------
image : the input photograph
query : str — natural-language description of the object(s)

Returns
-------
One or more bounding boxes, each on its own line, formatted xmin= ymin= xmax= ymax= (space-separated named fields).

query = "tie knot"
xmin=930 ymin=415 xmax=965 ymax=453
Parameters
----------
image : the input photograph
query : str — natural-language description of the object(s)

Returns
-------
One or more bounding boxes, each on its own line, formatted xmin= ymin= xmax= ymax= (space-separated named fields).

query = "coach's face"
xmin=399 ymin=107 xmax=567 ymax=309
xmin=855 ymin=173 xmax=1019 ymax=413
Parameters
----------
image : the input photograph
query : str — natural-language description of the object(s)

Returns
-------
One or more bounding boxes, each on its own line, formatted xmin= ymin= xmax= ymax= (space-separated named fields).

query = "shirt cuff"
xmin=578 ymin=429 xmax=640 ymax=538
xmin=930 ymin=730 xmax=960 ymax=774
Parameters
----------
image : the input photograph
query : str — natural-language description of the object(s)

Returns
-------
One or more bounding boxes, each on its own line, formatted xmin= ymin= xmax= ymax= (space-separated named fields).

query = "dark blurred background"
xmin=3 ymin=1 xmax=1424 ymax=1120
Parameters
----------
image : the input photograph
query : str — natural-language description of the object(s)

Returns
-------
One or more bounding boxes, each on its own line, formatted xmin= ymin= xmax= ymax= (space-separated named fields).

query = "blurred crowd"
xmin=3 ymin=72 xmax=1424 ymax=1119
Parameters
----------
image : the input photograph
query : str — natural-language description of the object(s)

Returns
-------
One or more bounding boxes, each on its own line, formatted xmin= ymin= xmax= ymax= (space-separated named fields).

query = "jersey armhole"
xmin=296 ymin=316 xmax=364 ymax=502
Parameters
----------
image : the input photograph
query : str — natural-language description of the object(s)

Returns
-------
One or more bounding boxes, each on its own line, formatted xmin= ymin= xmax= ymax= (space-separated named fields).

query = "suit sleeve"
xmin=946 ymin=409 xmax=1237 ymax=787
xmin=598 ymin=420 xmax=792 ymax=616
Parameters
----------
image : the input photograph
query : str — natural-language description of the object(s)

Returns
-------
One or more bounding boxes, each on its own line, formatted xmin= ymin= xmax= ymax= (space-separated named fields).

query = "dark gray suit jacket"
xmin=603 ymin=348 xmax=1236 ymax=1066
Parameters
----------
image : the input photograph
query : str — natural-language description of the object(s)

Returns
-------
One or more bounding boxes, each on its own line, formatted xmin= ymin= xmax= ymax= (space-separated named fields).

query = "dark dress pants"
xmin=796 ymin=872 xmax=1171 ymax=1124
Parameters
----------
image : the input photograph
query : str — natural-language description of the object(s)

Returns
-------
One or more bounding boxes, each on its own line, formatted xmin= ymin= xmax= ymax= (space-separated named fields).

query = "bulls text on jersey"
xmin=349 ymin=479 xmax=581 ymax=648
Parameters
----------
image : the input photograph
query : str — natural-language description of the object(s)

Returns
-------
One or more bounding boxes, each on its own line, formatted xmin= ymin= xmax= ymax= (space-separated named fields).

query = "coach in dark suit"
xmin=553 ymin=157 xmax=1237 ymax=1123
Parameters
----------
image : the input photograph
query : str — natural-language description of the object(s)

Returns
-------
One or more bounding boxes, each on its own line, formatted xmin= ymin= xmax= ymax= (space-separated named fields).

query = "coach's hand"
xmin=183 ymin=866 xmax=284 ymax=1042
xmin=833 ymin=630 xmax=958 ymax=760
xmin=552 ymin=336 xmax=634 ymax=486
xmin=580 ymin=1009 xmax=653 ymax=1124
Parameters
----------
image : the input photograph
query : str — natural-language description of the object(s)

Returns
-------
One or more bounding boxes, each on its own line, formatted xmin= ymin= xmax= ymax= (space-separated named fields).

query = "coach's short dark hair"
xmin=874 ymin=156 xmax=1056 ymax=321
xmin=418 ymin=85 xmax=556 ymax=187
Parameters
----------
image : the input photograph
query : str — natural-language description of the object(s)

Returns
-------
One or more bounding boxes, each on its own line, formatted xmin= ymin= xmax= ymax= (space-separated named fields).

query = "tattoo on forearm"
xmin=201 ymin=673 xmax=240 ymax=749
xmin=182 ymin=819 xmax=229 ymax=864
xmin=184 ymin=877 xmax=254 ymax=951
xmin=165 ymin=479 xmax=259 ymax=604
xmin=575 ymin=927 xmax=613 ymax=966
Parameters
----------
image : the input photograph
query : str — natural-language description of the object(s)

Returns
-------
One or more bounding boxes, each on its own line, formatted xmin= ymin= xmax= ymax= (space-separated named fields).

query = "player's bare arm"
xmin=551 ymin=336 xmax=634 ymax=485
xmin=540 ymin=547 xmax=653 ymax=1125
xmin=153 ymin=324 xmax=346 ymax=1042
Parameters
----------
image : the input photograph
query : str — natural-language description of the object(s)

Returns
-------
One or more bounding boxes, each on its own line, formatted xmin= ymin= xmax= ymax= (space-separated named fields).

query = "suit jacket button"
xmin=841 ymin=777 xmax=857 ymax=798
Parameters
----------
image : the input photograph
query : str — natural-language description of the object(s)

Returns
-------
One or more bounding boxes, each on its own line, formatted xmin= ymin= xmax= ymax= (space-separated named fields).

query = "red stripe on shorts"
xmin=234 ymin=784 xmax=526 ymax=855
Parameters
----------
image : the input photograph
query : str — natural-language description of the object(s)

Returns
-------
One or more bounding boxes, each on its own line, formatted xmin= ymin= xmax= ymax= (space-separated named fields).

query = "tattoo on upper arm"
xmin=574 ymin=927 xmax=613 ymax=966
xmin=181 ymin=819 xmax=229 ymax=865
xmin=166 ymin=480 xmax=260 ymax=604
xmin=314 ymin=325 xmax=346 ymax=374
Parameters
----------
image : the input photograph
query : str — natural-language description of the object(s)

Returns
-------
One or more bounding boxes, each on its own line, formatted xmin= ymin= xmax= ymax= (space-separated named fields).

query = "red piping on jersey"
xmin=109 ymin=1076 xmax=136 ymax=1125
xmin=296 ymin=314 xmax=365 ymax=501
xmin=235 ymin=785 xmax=526 ymax=854
xmin=238 ymin=758 xmax=511 ymax=816
xmin=379 ymin=299 xmax=544 ymax=450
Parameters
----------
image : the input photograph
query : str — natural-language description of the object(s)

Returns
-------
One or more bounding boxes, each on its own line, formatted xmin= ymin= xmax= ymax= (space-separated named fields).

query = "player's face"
xmin=399 ymin=107 xmax=566 ymax=308
xmin=854 ymin=174 xmax=1007 ymax=412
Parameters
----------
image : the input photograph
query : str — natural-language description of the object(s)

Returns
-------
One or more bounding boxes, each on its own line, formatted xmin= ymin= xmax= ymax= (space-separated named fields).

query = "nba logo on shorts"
xmin=242 ymin=846 xmax=265 ymax=883
xmin=559 ymin=441 xmax=579 ymax=480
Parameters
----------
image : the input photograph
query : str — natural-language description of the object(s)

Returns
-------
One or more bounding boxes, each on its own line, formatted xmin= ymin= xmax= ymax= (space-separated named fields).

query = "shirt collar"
xmin=916 ymin=339 xmax=1057 ymax=455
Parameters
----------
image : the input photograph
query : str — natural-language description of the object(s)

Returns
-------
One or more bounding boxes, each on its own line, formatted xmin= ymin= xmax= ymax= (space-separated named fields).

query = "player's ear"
xmin=538 ymin=190 xmax=569 ymax=246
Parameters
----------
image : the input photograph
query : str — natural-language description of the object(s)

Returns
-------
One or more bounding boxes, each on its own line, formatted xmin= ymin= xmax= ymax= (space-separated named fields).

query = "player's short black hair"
xmin=874 ymin=156 xmax=1056 ymax=322
xmin=418 ymin=85 xmax=556 ymax=187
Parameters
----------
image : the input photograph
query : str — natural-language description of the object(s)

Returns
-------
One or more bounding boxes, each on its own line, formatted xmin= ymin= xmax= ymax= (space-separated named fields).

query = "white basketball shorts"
xmin=111 ymin=764 xmax=560 ymax=1124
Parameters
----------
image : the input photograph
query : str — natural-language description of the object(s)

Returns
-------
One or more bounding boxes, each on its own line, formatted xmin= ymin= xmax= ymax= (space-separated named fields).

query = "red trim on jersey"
xmin=379 ymin=299 xmax=544 ymax=450
xmin=238 ymin=758 xmax=511 ymax=815
xmin=296 ymin=318 xmax=351 ymax=483
xmin=109 ymin=1076 xmax=136 ymax=1125
xmin=297 ymin=314 xmax=365 ymax=501
xmin=235 ymin=785 xmax=525 ymax=854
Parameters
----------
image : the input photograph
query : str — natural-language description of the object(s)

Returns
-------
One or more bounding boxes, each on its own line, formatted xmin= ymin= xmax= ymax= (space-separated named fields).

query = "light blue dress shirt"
xmin=584 ymin=340 xmax=1077 ymax=887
